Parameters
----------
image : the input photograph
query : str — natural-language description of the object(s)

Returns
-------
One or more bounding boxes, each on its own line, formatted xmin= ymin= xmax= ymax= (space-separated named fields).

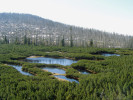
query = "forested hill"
xmin=0 ymin=13 xmax=131 ymax=48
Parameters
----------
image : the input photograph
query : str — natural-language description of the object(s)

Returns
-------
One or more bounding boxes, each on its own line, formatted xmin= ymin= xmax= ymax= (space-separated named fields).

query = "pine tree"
xmin=70 ymin=27 xmax=73 ymax=47
xmin=15 ymin=37 xmax=19 ymax=44
xmin=3 ymin=35 xmax=8 ymax=44
xmin=24 ymin=35 xmax=27 ymax=44
xmin=27 ymin=38 xmax=31 ymax=45
xmin=90 ymin=39 xmax=93 ymax=47
xmin=61 ymin=35 xmax=65 ymax=47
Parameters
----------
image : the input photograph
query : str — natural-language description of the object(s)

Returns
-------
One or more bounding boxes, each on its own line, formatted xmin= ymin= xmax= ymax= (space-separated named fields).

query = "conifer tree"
xmin=61 ymin=35 xmax=65 ymax=47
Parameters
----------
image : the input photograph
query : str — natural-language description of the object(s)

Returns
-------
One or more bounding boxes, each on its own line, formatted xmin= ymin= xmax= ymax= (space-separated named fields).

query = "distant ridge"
xmin=0 ymin=13 xmax=131 ymax=48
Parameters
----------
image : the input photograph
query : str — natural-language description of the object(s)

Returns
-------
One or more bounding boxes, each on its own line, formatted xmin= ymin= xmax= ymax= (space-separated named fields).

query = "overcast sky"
xmin=0 ymin=0 xmax=133 ymax=36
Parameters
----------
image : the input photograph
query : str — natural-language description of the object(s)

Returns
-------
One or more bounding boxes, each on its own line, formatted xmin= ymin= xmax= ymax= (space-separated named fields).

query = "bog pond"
xmin=102 ymin=53 xmax=120 ymax=57
xmin=9 ymin=64 xmax=79 ymax=83
xmin=42 ymin=67 xmax=79 ymax=83
xmin=25 ymin=57 xmax=77 ymax=66
xmin=9 ymin=57 xmax=90 ymax=83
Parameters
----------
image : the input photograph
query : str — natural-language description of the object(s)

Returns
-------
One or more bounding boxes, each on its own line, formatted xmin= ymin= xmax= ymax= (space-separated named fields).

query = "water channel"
xmin=42 ymin=67 xmax=66 ymax=74
xmin=9 ymin=65 xmax=33 ymax=76
xmin=9 ymin=64 xmax=79 ymax=83
xmin=54 ymin=75 xmax=79 ymax=83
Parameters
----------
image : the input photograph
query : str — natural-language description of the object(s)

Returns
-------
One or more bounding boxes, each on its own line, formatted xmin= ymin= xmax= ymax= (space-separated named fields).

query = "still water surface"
xmin=9 ymin=64 xmax=79 ymax=83
xmin=9 ymin=65 xmax=33 ymax=76
xmin=102 ymin=53 xmax=120 ymax=57
xmin=25 ymin=57 xmax=77 ymax=66
xmin=54 ymin=75 xmax=79 ymax=83
xmin=42 ymin=67 xmax=66 ymax=74
xmin=79 ymin=70 xmax=90 ymax=74
xmin=19 ymin=56 xmax=91 ymax=82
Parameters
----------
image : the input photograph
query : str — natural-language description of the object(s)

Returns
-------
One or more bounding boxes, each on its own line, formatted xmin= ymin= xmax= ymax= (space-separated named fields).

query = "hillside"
xmin=0 ymin=13 xmax=131 ymax=48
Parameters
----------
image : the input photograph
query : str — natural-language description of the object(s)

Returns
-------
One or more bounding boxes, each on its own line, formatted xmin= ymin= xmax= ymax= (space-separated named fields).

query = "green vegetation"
xmin=0 ymin=44 xmax=133 ymax=99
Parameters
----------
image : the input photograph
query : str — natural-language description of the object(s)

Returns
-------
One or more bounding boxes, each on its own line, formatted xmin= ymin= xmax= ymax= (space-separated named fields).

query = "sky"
xmin=0 ymin=0 xmax=133 ymax=36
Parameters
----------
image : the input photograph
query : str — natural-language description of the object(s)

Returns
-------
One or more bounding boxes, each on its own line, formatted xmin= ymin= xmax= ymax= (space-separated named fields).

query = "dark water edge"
xmin=78 ymin=70 xmax=90 ymax=74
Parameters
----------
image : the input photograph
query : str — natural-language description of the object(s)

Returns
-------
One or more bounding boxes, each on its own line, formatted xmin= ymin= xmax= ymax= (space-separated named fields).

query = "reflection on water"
xmin=25 ymin=57 xmax=77 ymax=66
xmin=42 ymin=67 xmax=79 ymax=83
xmin=42 ymin=67 xmax=66 ymax=74
xmin=54 ymin=75 xmax=79 ymax=83
xmin=9 ymin=64 xmax=80 ymax=83
xmin=23 ymin=57 xmax=81 ymax=83
xmin=102 ymin=53 xmax=120 ymax=57
xmin=9 ymin=65 xmax=33 ymax=76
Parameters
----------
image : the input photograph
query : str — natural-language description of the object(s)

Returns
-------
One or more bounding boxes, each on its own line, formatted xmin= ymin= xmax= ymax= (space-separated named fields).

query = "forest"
xmin=0 ymin=13 xmax=132 ymax=48
xmin=0 ymin=44 xmax=133 ymax=100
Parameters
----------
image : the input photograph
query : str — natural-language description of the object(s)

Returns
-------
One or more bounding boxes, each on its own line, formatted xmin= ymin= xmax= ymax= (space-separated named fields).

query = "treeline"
xmin=0 ymin=34 xmax=94 ymax=47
